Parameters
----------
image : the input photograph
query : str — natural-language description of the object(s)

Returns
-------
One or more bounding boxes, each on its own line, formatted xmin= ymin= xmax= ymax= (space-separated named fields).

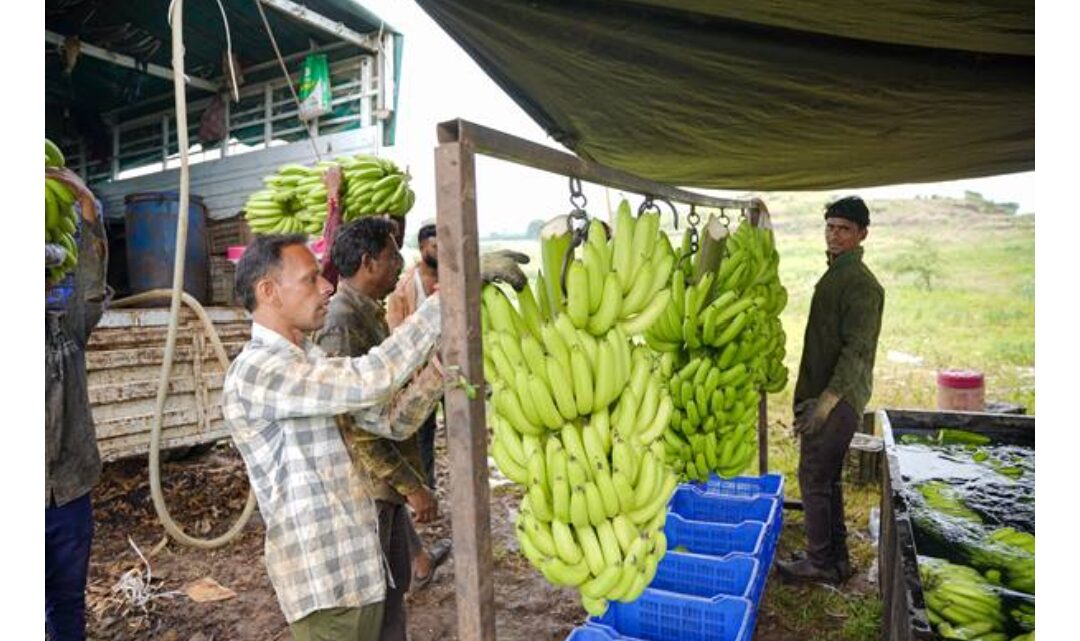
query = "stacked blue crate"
xmin=668 ymin=485 xmax=782 ymax=565
xmin=566 ymin=474 xmax=785 ymax=641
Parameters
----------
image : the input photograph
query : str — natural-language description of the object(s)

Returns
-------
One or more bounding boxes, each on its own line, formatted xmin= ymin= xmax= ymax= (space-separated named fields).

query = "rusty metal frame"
xmin=433 ymin=118 xmax=767 ymax=641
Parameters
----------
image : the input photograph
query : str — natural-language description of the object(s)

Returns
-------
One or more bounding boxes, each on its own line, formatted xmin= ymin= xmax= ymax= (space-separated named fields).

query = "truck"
xmin=46 ymin=0 xmax=402 ymax=461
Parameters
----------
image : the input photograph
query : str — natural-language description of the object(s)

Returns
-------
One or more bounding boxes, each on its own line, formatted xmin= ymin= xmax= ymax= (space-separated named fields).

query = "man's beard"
xmin=423 ymin=253 xmax=438 ymax=269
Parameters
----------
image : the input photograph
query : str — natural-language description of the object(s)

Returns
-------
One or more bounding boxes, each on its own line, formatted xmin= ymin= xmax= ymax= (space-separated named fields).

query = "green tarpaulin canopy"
xmin=417 ymin=0 xmax=1034 ymax=190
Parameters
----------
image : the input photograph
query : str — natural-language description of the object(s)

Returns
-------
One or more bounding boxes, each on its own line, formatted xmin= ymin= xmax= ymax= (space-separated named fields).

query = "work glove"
xmin=45 ymin=244 xmax=67 ymax=268
xmin=793 ymin=390 xmax=840 ymax=438
xmin=480 ymin=249 xmax=530 ymax=291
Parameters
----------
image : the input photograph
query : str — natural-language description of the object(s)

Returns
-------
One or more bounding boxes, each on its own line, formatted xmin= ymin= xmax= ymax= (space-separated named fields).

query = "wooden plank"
xmin=99 ymin=427 xmax=232 ymax=463
xmin=435 ymin=139 xmax=495 ymax=641
xmin=438 ymin=119 xmax=760 ymax=212
xmin=45 ymin=30 xmax=219 ymax=93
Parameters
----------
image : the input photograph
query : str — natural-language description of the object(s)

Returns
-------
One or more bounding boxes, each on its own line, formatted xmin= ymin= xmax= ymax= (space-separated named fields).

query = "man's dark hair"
xmin=332 ymin=217 xmax=397 ymax=279
xmin=418 ymin=223 xmax=437 ymax=245
xmin=234 ymin=233 xmax=308 ymax=312
xmin=825 ymin=196 xmax=871 ymax=228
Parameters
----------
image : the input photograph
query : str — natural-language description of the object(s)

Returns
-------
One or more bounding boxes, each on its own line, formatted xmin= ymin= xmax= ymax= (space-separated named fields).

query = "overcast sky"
xmin=362 ymin=0 xmax=1036 ymax=234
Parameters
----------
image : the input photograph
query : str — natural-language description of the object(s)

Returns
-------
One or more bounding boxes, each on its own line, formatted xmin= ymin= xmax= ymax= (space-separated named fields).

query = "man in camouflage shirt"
xmin=778 ymin=196 xmax=885 ymax=585
xmin=45 ymin=171 xmax=110 ymax=641
xmin=314 ymin=218 xmax=448 ymax=641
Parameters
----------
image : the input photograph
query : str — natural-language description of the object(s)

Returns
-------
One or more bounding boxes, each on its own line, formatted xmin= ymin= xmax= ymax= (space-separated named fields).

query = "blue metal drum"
xmin=124 ymin=192 xmax=209 ymax=303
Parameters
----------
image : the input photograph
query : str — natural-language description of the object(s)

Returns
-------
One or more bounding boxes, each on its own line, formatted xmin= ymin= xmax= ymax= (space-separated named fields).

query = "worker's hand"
xmin=321 ymin=166 xmax=343 ymax=197
xmin=794 ymin=391 xmax=840 ymax=437
xmin=480 ymin=249 xmax=530 ymax=291
xmin=406 ymin=486 xmax=438 ymax=524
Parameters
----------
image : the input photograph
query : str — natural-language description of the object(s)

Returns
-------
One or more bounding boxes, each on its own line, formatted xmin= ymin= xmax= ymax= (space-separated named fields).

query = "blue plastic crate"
xmin=565 ymin=624 xmax=628 ymax=641
xmin=650 ymin=550 xmax=764 ymax=605
xmin=668 ymin=487 xmax=782 ymax=564
xmin=589 ymin=589 xmax=753 ymax=641
xmin=665 ymin=512 xmax=766 ymax=558
xmin=669 ymin=486 xmax=779 ymax=525
xmin=700 ymin=474 xmax=785 ymax=501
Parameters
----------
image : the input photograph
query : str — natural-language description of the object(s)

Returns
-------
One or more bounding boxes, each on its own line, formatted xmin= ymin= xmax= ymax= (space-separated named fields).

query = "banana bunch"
xmin=243 ymin=154 xmax=414 ymax=236
xmin=919 ymin=556 xmax=1010 ymax=641
xmin=641 ymin=216 xmax=789 ymax=482
xmin=1008 ymin=602 xmax=1035 ymax=639
xmin=45 ymin=138 xmax=79 ymax=283
xmin=340 ymin=154 xmax=414 ymax=220
xmin=481 ymin=206 xmax=681 ymax=615
xmin=661 ymin=350 xmax=760 ymax=481
xmin=918 ymin=481 xmax=984 ymax=523
xmin=245 ymin=162 xmax=332 ymax=235
xmin=645 ymin=220 xmax=788 ymax=393
xmin=545 ymin=203 xmax=675 ymax=338
xmin=912 ymin=501 xmax=1035 ymax=602
xmin=971 ymin=527 xmax=1034 ymax=595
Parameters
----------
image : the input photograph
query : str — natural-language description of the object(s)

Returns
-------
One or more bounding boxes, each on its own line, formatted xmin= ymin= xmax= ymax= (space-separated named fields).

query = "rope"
xmin=214 ymin=0 xmax=240 ymax=102
xmin=252 ymin=0 xmax=322 ymax=161
xmin=133 ymin=0 xmax=257 ymax=549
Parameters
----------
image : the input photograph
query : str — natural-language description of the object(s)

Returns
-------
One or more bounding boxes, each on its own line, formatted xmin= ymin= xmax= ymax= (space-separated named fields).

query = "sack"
xmin=199 ymin=94 xmax=227 ymax=145
xmin=297 ymin=54 xmax=332 ymax=121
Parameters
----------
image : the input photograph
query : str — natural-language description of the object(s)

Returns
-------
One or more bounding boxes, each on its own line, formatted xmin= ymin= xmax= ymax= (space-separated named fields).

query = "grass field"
xmin=480 ymin=192 xmax=1034 ymax=640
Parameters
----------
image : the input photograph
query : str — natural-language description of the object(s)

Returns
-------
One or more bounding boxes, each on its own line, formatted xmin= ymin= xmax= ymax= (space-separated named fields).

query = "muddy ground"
xmin=84 ymin=424 xmax=879 ymax=641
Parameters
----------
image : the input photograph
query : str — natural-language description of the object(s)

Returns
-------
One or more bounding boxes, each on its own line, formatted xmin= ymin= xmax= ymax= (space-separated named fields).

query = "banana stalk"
xmin=540 ymin=216 xmax=573 ymax=314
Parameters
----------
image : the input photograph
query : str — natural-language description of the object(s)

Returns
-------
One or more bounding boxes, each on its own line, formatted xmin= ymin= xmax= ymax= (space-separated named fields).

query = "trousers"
xmin=45 ymin=492 xmax=94 ymax=641
xmin=798 ymin=400 xmax=858 ymax=569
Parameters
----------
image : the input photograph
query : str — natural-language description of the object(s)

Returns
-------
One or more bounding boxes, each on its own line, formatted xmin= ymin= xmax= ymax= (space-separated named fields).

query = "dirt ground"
xmin=84 ymin=424 xmax=880 ymax=641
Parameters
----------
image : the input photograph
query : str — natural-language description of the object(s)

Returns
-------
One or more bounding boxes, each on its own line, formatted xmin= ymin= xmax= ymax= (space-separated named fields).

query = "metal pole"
xmin=758 ymin=392 xmax=768 ymax=474
xmin=434 ymin=137 xmax=496 ymax=641
xmin=746 ymin=206 xmax=769 ymax=475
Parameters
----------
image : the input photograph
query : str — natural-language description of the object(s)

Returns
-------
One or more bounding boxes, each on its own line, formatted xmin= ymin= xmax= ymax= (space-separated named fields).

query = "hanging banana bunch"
xmin=644 ymin=210 xmax=789 ymax=482
xmin=481 ymin=199 xmax=680 ymax=617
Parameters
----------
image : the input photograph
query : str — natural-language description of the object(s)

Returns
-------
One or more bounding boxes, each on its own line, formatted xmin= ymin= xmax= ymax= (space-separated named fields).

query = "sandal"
xmin=412 ymin=538 xmax=452 ymax=590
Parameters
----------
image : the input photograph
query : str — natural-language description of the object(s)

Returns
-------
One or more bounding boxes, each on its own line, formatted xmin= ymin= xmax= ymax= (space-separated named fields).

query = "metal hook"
xmin=568 ymin=176 xmax=587 ymax=212
xmin=657 ymin=197 xmax=679 ymax=230
xmin=687 ymin=205 xmax=701 ymax=229
xmin=559 ymin=208 xmax=591 ymax=295
xmin=675 ymin=204 xmax=701 ymax=269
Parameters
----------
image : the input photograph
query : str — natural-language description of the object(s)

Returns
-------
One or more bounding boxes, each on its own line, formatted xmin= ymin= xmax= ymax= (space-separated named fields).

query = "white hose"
xmin=121 ymin=0 xmax=256 ymax=549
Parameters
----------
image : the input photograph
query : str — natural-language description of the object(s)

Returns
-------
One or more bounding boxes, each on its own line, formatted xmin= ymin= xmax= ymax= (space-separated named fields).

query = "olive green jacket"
xmin=793 ymin=247 xmax=885 ymax=418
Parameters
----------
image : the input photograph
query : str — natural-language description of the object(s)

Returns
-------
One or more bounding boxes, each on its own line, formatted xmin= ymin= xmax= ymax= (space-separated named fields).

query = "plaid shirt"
xmin=314 ymin=280 xmax=444 ymax=504
xmin=222 ymin=297 xmax=441 ymax=623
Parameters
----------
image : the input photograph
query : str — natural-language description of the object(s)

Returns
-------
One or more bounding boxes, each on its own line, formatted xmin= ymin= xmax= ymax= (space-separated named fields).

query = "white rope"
xmin=111 ymin=537 xmax=184 ymax=613
xmin=252 ymin=0 xmax=322 ymax=161
xmin=215 ymin=0 xmax=240 ymax=102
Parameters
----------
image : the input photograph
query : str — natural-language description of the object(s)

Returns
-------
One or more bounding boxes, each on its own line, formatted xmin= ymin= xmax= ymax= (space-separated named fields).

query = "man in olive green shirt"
xmin=778 ymin=196 xmax=884 ymax=585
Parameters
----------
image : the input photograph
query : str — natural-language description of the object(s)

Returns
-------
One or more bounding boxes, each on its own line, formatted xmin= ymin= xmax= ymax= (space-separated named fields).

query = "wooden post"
xmin=434 ymin=138 xmax=495 ymax=641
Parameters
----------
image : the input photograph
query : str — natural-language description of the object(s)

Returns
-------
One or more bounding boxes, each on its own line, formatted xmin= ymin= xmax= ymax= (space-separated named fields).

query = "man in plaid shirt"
xmin=223 ymin=234 xmax=444 ymax=640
